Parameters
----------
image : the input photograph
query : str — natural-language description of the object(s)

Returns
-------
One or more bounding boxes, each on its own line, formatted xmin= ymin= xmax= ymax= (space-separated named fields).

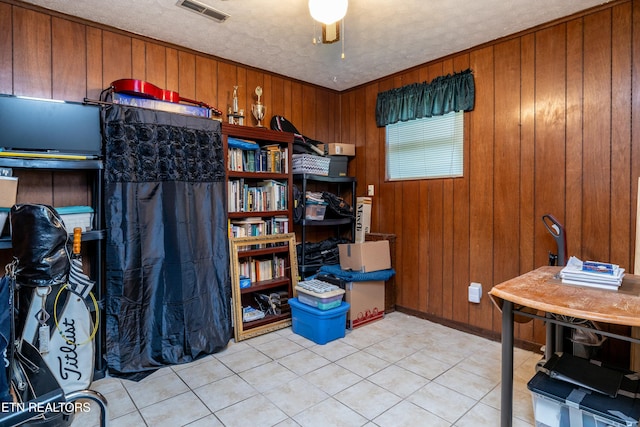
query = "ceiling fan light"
xmin=308 ymin=0 xmax=348 ymax=25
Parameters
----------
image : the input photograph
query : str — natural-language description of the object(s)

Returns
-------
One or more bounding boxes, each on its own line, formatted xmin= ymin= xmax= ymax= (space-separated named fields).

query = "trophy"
xmin=251 ymin=86 xmax=266 ymax=127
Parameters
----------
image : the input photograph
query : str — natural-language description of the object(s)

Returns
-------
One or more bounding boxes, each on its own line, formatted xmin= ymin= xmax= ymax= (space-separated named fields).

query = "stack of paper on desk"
xmin=559 ymin=256 xmax=625 ymax=290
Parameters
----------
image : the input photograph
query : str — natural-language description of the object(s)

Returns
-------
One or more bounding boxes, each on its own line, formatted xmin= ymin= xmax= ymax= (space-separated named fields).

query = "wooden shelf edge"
xmin=222 ymin=123 xmax=294 ymax=144
xmin=240 ymin=277 xmax=290 ymax=294
xmin=229 ymin=211 xmax=289 ymax=218
xmin=236 ymin=244 xmax=292 ymax=258
xmin=237 ymin=316 xmax=292 ymax=340
xmin=228 ymin=171 xmax=289 ymax=179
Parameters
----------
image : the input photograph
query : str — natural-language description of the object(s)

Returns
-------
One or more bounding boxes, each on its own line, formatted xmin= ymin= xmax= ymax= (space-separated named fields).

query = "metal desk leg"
xmin=501 ymin=300 xmax=514 ymax=427
xmin=545 ymin=313 xmax=554 ymax=361
xmin=555 ymin=324 xmax=564 ymax=353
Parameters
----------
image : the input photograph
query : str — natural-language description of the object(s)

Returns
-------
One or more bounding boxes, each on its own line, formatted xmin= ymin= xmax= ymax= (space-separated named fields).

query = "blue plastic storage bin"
xmin=289 ymin=297 xmax=349 ymax=345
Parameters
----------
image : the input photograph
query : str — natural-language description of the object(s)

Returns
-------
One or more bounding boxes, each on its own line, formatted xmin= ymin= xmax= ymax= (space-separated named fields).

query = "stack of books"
xmin=559 ymin=256 xmax=625 ymax=290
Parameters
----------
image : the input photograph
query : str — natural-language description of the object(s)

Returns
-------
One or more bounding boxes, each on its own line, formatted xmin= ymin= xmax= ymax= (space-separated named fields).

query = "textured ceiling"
xmin=21 ymin=0 xmax=611 ymax=91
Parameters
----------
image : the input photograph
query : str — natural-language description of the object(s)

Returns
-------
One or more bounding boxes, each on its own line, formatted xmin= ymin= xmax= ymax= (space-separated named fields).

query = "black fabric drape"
xmin=101 ymin=104 xmax=231 ymax=376
xmin=375 ymin=68 xmax=475 ymax=127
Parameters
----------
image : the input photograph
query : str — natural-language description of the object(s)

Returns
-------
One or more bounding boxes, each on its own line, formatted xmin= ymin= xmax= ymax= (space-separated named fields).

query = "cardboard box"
xmin=324 ymin=143 xmax=355 ymax=156
xmin=355 ymin=197 xmax=372 ymax=243
xmin=0 ymin=176 xmax=18 ymax=208
xmin=338 ymin=240 xmax=391 ymax=273
xmin=345 ymin=280 xmax=385 ymax=329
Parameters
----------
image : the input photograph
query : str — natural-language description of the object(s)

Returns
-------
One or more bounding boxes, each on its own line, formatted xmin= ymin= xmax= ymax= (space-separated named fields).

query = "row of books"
xmin=230 ymin=216 xmax=289 ymax=238
xmin=228 ymin=142 xmax=288 ymax=174
xmin=238 ymin=255 xmax=287 ymax=283
xmin=559 ymin=256 xmax=625 ymax=290
xmin=228 ymin=179 xmax=287 ymax=213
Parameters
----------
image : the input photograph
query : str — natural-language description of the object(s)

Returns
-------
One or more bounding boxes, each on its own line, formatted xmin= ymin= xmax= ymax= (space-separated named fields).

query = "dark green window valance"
xmin=376 ymin=69 xmax=475 ymax=127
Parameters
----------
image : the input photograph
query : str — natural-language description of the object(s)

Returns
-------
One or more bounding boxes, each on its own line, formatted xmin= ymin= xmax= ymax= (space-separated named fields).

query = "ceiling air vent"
xmin=176 ymin=0 xmax=230 ymax=23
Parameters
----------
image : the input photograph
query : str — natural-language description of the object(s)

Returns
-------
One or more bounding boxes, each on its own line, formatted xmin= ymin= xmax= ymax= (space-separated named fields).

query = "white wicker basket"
xmin=292 ymin=154 xmax=330 ymax=176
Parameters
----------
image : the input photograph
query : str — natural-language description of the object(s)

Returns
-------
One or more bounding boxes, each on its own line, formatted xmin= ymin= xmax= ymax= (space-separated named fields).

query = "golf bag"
xmin=270 ymin=115 xmax=326 ymax=155
xmin=10 ymin=204 xmax=95 ymax=407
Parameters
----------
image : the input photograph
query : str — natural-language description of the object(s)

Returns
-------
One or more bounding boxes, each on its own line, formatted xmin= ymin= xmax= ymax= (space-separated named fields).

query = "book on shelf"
xmin=228 ymin=179 xmax=244 ymax=212
xmin=228 ymin=179 xmax=287 ymax=213
xmin=272 ymin=216 xmax=289 ymax=234
xmin=259 ymin=180 xmax=287 ymax=211
xmin=238 ymin=254 xmax=286 ymax=282
xmin=230 ymin=217 xmax=264 ymax=238
xmin=227 ymin=142 xmax=288 ymax=174
xmin=229 ymin=216 xmax=289 ymax=237
xmin=228 ymin=147 xmax=241 ymax=171
xmin=243 ymin=150 xmax=256 ymax=172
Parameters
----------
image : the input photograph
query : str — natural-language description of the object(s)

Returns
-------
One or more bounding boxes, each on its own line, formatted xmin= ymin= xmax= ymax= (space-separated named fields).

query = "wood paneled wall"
xmin=0 ymin=0 xmax=340 ymax=246
xmin=3 ymin=0 xmax=639 ymax=351
xmin=341 ymin=0 xmax=640 ymax=350
xmin=0 ymin=1 xmax=340 ymax=141
xmin=0 ymin=0 xmax=341 ymax=284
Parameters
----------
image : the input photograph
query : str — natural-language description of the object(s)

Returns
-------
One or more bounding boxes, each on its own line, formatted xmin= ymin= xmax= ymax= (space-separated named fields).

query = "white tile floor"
xmin=74 ymin=311 xmax=540 ymax=427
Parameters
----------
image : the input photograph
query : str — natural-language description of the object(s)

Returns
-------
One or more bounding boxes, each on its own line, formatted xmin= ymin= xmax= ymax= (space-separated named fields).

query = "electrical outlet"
xmin=468 ymin=282 xmax=482 ymax=303
xmin=367 ymin=185 xmax=374 ymax=196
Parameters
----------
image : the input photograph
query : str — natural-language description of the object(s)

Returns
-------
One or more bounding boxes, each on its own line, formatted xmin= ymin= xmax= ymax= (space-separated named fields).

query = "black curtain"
xmin=375 ymin=68 xmax=475 ymax=127
xmin=101 ymin=105 xmax=231 ymax=376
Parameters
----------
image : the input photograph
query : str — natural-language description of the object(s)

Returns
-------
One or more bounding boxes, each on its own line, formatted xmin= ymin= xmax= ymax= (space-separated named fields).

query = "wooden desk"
xmin=489 ymin=266 xmax=640 ymax=427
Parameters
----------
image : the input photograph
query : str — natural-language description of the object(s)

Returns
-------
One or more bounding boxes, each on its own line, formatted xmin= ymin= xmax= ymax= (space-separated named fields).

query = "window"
xmin=386 ymin=111 xmax=464 ymax=180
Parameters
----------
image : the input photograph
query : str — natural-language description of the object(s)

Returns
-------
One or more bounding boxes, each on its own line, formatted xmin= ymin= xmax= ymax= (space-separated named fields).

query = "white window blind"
xmin=386 ymin=111 xmax=464 ymax=180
